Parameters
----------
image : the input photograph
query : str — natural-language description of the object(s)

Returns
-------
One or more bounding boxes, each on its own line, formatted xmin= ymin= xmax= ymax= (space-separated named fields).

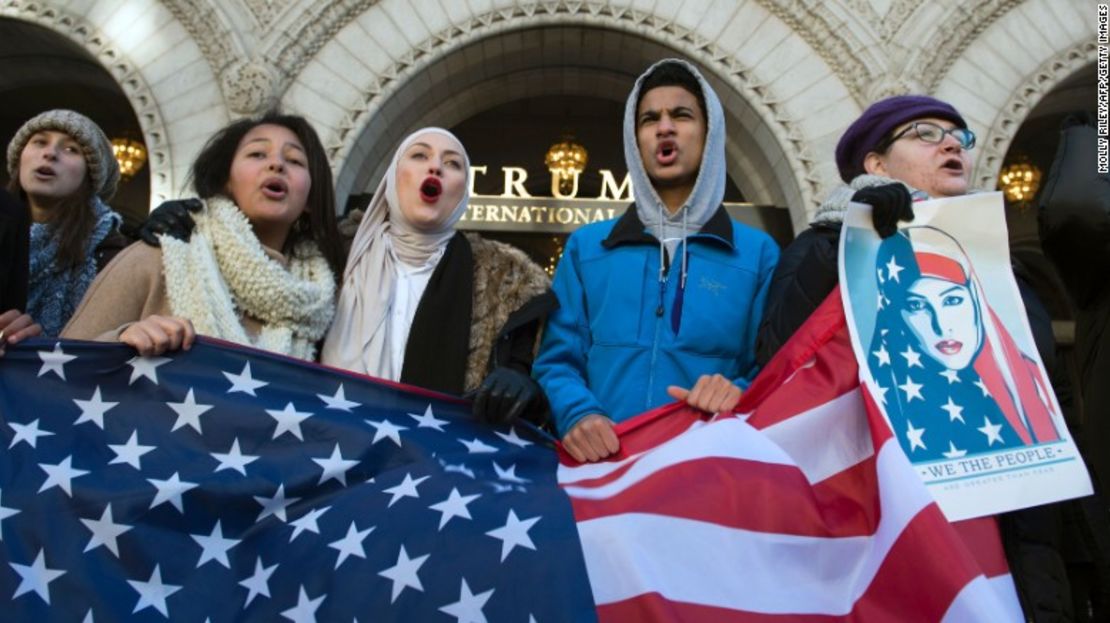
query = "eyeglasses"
xmin=879 ymin=121 xmax=976 ymax=151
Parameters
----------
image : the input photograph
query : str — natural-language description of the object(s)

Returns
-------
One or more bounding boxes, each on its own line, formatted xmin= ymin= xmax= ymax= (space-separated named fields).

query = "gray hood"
xmin=623 ymin=58 xmax=726 ymax=244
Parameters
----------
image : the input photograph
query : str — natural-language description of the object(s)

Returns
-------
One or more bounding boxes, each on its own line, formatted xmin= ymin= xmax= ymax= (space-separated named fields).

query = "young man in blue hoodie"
xmin=533 ymin=59 xmax=780 ymax=462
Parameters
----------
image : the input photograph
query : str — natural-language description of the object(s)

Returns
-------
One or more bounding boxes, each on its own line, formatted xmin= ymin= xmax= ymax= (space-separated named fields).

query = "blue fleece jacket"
xmin=534 ymin=58 xmax=779 ymax=435
xmin=533 ymin=207 xmax=779 ymax=435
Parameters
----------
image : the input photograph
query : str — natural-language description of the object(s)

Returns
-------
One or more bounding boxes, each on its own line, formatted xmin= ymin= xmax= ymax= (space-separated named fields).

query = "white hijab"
xmin=320 ymin=127 xmax=471 ymax=376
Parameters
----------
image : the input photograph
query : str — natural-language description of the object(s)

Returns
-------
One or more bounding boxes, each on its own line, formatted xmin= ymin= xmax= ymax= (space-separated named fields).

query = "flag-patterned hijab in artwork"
xmin=868 ymin=226 xmax=1059 ymax=461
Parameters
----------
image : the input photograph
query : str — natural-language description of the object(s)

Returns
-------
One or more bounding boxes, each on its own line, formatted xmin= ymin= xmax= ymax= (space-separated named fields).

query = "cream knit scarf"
xmin=160 ymin=196 xmax=335 ymax=360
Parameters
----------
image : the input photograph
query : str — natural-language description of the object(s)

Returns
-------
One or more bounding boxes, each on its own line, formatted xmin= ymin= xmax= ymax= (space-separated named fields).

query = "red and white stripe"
xmin=557 ymin=293 xmax=1022 ymax=622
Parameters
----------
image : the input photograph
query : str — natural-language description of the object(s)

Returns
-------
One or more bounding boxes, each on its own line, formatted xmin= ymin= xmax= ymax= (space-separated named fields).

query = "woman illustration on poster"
xmin=868 ymin=226 xmax=1060 ymax=461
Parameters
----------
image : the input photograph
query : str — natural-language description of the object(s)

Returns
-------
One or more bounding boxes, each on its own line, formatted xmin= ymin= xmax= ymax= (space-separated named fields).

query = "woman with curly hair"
xmin=63 ymin=112 xmax=343 ymax=360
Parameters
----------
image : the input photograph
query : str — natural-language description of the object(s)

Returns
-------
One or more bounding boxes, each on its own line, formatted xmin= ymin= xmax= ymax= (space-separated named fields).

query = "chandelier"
xmin=111 ymin=137 xmax=148 ymax=182
xmin=998 ymin=158 xmax=1042 ymax=207
xmin=545 ymin=235 xmax=565 ymax=277
xmin=545 ymin=138 xmax=588 ymax=197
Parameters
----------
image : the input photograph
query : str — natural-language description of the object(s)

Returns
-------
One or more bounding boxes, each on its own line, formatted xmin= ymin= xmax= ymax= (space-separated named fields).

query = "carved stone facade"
xmin=0 ymin=0 xmax=1095 ymax=230
xmin=221 ymin=59 xmax=279 ymax=114
xmin=1 ymin=0 xmax=179 ymax=203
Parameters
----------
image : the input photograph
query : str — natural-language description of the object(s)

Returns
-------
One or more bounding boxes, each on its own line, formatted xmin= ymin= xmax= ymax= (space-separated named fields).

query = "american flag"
xmin=558 ymin=291 xmax=1023 ymax=621
xmin=1 ymin=292 xmax=1019 ymax=621
xmin=0 ymin=337 xmax=594 ymax=621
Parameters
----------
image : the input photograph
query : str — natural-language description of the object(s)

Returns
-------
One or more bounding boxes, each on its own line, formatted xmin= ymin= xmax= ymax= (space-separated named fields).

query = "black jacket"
xmin=0 ymin=189 xmax=29 ymax=312
xmin=93 ymin=229 xmax=129 ymax=273
xmin=1038 ymin=121 xmax=1110 ymax=622
xmin=758 ymin=218 xmax=1109 ymax=622
xmin=398 ymin=232 xmax=555 ymax=427
xmin=1038 ymin=120 xmax=1110 ymax=493
xmin=756 ymin=222 xmax=840 ymax=367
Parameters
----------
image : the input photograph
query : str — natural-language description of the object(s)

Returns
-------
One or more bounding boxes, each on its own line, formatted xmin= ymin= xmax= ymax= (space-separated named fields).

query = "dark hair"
xmin=7 ymin=165 xmax=97 ymax=271
xmin=189 ymin=111 xmax=345 ymax=280
xmin=636 ymin=61 xmax=707 ymax=121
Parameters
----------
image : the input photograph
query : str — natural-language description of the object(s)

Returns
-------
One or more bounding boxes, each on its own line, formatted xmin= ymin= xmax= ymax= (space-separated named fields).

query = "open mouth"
xmin=420 ymin=176 xmax=443 ymax=203
xmin=940 ymin=158 xmax=964 ymax=174
xmin=656 ymin=141 xmax=678 ymax=166
xmin=33 ymin=165 xmax=56 ymax=179
xmin=935 ymin=339 xmax=963 ymax=355
xmin=260 ymin=177 xmax=289 ymax=200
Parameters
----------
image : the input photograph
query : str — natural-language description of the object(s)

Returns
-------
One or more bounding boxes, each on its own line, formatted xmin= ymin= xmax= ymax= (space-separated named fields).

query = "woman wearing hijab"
xmin=62 ymin=112 xmax=342 ymax=360
xmin=136 ymin=127 xmax=551 ymax=424
xmin=871 ymin=226 xmax=1059 ymax=461
xmin=321 ymin=128 xmax=552 ymax=425
xmin=0 ymin=110 xmax=128 ymax=340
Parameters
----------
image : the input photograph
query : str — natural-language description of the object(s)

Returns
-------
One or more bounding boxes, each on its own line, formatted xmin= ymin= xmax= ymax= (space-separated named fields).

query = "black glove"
xmin=138 ymin=198 xmax=202 ymax=247
xmin=853 ymin=183 xmax=913 ymax=238
xmin=472 ymin=367 xmax=540 ymax=425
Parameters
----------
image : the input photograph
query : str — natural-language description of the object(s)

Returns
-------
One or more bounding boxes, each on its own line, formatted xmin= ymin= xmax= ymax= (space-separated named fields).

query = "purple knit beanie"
xmin=835 ymin=95 xmax=967 ymax=182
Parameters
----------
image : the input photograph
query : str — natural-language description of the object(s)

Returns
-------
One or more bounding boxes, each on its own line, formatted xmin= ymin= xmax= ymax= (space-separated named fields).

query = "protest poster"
xmin=839 ymin=192 xmax=1092 ymax=520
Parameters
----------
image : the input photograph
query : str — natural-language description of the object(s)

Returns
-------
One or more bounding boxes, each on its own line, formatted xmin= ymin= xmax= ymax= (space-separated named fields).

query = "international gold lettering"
xmin=598 ymin=169 xmax=633 ymax=201
xmin=500 ymin=167 xmax=531 ymax=198
xmin=468 ymin=165 xmax=488 ymax=196
xmin=551 ymin=171 xmax=581 ymax=199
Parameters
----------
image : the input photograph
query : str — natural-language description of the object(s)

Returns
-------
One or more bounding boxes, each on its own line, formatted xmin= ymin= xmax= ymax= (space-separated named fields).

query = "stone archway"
xmin=334 ymin=26 xmax=802 ymax=229
xmin=930 ymin=0 xmax=1095 ymax=192
xmin=1 ymin=0 xmax=230 ymax=207
xmin=0 ymin=17 xmax=154 ymax=227
xmin=283 ymin=2 xmax=864 ymax=233
xmin=1 ymin=3 xmax=172 ymax=206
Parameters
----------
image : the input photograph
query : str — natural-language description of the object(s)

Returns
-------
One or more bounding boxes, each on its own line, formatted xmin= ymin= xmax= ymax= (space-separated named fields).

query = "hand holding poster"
xmin=839 ymin=191 xmax=1092 ymax=521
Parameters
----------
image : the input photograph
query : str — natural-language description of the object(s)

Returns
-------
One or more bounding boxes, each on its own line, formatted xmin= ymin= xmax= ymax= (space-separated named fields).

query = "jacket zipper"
xmin=647 ymin=299 xmax=664 ymax=412
xmin=647 ymin=249 xmax=671 ymax=409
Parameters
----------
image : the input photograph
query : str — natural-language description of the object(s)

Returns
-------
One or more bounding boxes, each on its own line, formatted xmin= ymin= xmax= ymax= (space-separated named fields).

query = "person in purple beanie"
xmin=756 ymin=94 xmax=1110 ymax=622
xmin=756 ymin=95 xmax=975 ymax=364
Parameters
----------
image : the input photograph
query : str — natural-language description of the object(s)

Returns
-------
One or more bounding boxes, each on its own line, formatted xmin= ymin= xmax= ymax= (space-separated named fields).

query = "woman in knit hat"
xmin=756 ymin=95 xmax=979 ymax=364
xmin=62 ymin=112 xmax=343 ymax=361
xmin=2 ymin=109 xmax=128 ymax=338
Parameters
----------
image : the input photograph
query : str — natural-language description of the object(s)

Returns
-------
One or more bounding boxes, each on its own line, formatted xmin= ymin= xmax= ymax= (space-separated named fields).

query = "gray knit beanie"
xmin=6 ymin=109 xmax=120 ymax=201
